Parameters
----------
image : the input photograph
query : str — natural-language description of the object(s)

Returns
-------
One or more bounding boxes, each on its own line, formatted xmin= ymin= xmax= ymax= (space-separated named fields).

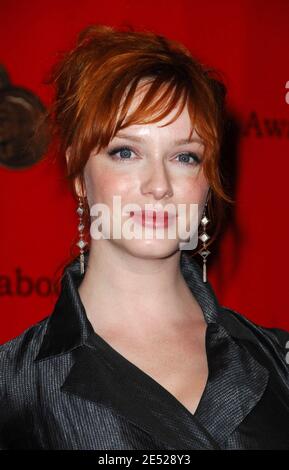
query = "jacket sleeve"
xmin=0 ymin=349 xmax=8 ymax=450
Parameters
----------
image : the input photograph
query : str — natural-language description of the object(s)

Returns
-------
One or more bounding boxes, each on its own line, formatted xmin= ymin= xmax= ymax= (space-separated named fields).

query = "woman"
xmin=0 ymin=24 xmax=288 ymax=450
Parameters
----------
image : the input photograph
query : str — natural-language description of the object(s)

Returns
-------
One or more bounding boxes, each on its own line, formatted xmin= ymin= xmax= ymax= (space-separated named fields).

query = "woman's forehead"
xmin=116 ymin=105 xmax=202 ymax=142
xmin=113 ymin=121 xmax=202 ymax=144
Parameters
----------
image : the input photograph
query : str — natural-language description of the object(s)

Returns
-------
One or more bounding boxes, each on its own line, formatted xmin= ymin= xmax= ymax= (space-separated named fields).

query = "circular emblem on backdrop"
xmin=0 ymin=64 xmax=49 ymax=169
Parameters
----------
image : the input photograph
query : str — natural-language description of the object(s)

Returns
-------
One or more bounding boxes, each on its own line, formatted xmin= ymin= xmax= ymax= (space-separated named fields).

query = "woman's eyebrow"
xmin=114 ymin=132 xmax=204 ymax=145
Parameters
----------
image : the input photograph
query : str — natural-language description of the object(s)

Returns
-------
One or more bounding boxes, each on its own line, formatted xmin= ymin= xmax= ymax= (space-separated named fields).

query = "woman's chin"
xmin=111 ymin=237 xmax=183 ymax=258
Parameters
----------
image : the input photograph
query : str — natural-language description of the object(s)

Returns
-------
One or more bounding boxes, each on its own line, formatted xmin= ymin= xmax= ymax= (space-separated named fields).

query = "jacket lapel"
xmin=60 ymin=339 xmax=221 ymax=450
xmin=34 ymin=263 xmax=95 ymax=362
xmin=59 ymin=321 xmax=269 ymax=449
xmin=34 ymin=250 xmax=271 ymax=449
xmin=193 ymin=321 xmax=269 ymax=447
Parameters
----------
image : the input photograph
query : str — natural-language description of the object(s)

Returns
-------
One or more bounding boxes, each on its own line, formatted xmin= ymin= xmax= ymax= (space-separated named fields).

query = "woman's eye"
xmin=107 ymin=146 xmax=135 ymax=162
xmin=176 ymin=153 xmax=201 ymax=166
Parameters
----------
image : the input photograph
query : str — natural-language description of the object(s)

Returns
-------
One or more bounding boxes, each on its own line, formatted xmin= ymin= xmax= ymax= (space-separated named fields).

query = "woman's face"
xmin=78 ymin=83 xmax=210 ymax=259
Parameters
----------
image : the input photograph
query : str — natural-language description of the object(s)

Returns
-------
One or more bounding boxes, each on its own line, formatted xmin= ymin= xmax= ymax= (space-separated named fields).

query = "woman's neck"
xmin=78 ymin=243 xmax=206 ymax=335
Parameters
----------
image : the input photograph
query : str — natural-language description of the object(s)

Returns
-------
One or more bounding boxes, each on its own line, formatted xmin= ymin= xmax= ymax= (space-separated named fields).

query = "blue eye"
xmin=107 ymin=146 xmax=201 ymax=166
xmin=176 ymin=153 xmax=201 ymax=166
xmin=107 ymin=146 xmax=133 ymax=162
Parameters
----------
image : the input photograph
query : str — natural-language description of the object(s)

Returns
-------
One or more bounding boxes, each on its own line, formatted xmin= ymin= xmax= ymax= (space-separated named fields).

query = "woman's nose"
xmin=140 ymin=160 xmax=173 ymax=200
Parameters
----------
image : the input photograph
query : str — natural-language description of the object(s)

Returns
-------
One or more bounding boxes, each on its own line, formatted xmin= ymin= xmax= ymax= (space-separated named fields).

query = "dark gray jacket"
xmin=0 ymin=251 xmax=289 ymax=450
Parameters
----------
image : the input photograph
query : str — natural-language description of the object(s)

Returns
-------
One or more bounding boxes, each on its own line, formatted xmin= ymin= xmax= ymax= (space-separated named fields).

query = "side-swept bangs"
xmin=43 ymin=24 xmax=234 ymax=262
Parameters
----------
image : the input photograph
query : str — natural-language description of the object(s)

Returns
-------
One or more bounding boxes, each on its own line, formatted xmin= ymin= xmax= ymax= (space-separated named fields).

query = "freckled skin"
xmin=78 ymin=81 xmax=209 ymax=258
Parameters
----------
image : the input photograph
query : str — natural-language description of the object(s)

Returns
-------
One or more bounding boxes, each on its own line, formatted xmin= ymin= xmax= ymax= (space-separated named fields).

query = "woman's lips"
xmin=129 ymin=210 xmax=177 ymax=228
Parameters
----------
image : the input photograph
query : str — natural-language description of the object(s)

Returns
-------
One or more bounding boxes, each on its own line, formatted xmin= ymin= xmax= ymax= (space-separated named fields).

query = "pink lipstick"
xmin=129 ymin=210 xmax=176 ymax=228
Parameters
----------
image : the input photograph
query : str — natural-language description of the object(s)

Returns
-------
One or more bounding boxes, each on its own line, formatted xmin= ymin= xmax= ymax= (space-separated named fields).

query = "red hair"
xmin=43 ymin=24 xmax=234 ymax=275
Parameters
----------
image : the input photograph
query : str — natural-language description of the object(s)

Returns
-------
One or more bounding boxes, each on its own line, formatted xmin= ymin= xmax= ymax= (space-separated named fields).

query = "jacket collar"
xmin=33 ymin=250 xmax=270 ymax=449
xmin=34 ymin=250 xmax=221 ymax=362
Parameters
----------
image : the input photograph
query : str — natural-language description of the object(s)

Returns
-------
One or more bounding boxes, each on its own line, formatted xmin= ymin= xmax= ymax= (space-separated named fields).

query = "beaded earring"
xmin=76 ymin=196 xmax=87 ymax=274
xmin=199 ymin=201 xmax=210 ymax=283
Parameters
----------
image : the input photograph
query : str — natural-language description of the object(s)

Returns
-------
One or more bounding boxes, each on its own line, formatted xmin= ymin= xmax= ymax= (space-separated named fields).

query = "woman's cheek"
xmin=88 ymin=171 xmax=133 ymax=207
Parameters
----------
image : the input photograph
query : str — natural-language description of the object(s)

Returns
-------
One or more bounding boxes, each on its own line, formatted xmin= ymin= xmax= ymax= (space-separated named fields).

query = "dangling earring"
xmin=76 ymin=196 xmax=87 ymax=275
xmin=199 ymin=201 xmax=210 ymax=283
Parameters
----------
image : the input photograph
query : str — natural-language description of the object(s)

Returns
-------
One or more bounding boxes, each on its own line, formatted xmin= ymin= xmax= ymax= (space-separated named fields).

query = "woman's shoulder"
xmin=0 ymin=316 xmax=51 ymax=416
xmin=219 ymin=305 xmax=289 ymax=374
xmin=220 ymin=305 xmax=289 ymax=342
xmin=0 ymin=315 xmax=50 ymax=370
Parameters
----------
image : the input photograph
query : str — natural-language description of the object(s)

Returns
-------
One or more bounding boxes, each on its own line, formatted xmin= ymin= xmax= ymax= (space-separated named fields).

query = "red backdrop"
xmin=0 ymin=0 xmax=289 ymax=343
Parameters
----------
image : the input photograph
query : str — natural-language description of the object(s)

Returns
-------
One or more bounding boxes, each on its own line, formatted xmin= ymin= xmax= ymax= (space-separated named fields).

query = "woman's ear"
xmin=65 ymin=146 xmax=86 ymax=199
xmin=65 ymin=146 xmax=72 ymax=167
xmin=74 ymin=177 xmax=87 ymax=199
